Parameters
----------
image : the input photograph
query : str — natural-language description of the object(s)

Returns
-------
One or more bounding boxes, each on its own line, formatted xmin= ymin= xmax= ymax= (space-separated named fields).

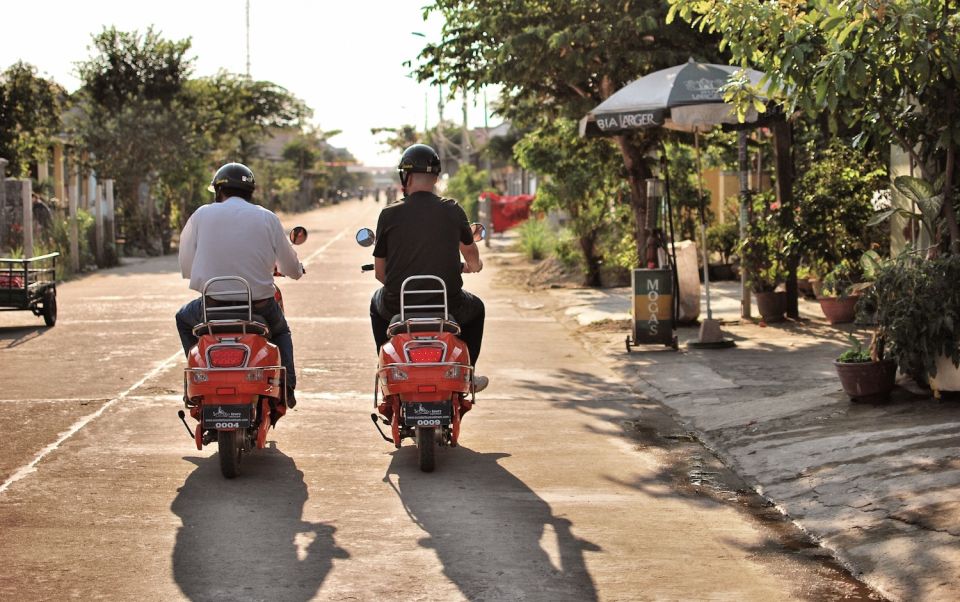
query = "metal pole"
xmin=21 ymin=180 xmax=33 ymax=259
xmin=245 ymin=0 xmax=251 ymax=76
xmin=695 ymin=131 xmax=712 ymax=320
xmin=69 ymin=166 xmax=79 ymax=273
xmin=738 ymin=131 xmax=751 ymax=319
xmin=95 ymin=184 xmax=104 ymax=266
xmin=105 ymin=179 xmax=116 ymax=258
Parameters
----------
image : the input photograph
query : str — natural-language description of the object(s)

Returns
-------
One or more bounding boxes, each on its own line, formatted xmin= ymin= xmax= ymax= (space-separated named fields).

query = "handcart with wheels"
xmin=0 ymin=252 xmax=59 ymax=326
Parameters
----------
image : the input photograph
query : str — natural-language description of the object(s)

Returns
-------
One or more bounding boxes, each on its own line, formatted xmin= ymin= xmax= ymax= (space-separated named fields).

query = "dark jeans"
xmin=175 ymin=297 xmax=296 ymax=390
xmin=370 ymin=287 xmax=485 ymax=367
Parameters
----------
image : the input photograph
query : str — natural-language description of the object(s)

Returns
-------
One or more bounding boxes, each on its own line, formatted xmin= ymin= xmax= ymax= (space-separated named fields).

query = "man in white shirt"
xmin=176 ymin=162 xmax=304 ymax=407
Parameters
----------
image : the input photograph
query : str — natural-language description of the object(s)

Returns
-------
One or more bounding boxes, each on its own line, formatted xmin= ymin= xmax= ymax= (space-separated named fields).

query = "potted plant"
xmin=817 ymin=259 xmax=862 ymax=324
xmin=739 ymin=211 xmax=788 ymax=322
xmin=861 ymin=175 xmax=960 ymax=396
xmin=706 ymin=221 xmax=739 ymax=281
xmin=859 ymin=252 xmax=960 ymax=396
xmin=834 ymin=332 xmax=897 ymax=402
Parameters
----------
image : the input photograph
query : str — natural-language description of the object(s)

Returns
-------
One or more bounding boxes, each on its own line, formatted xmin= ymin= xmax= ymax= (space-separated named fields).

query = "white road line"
xmin=0 ymin=397 xmax=108 ymax=404
xmin=302 ymin=223 xmax=355 ymax=266
xmin=0 ymin=350 xmax=183 ymax=496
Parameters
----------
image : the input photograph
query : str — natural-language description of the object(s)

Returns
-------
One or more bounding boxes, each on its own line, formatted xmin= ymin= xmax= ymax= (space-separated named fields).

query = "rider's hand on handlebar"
xmin=462 ymin=258 xmax=483 ymax=274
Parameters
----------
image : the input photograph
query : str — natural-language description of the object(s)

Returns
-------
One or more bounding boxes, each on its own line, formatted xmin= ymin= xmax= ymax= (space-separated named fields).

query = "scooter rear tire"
xmin=218 ymin=430 xmax=242 ymax=478
xmin=416 ymin=427 xmax=436 ymax=473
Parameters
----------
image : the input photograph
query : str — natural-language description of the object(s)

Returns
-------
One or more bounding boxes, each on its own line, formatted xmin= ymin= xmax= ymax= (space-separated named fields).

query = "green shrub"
xmin=706 ymin=221 xmax=739 ymax=263
xmin=552 ymin=229 xmax=581 ymax=268
xmin=517 ymin=218 xmax=554 ymax=260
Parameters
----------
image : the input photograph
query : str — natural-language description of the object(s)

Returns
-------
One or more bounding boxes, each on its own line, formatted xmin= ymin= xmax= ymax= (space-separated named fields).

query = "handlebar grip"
xmin=361 ymin=264 xmax=374 ymax=272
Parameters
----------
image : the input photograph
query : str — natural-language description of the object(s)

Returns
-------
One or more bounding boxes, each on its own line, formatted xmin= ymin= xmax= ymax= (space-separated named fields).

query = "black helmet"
xmin=397 ymin=144 xmax=441 ymax=188
xmin=209 ymin=162 xmax=256 ymax=194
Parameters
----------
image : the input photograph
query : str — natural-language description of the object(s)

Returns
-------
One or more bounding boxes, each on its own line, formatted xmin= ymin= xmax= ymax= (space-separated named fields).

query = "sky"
xmin=0 ymin=0 xmax=498 ymax=166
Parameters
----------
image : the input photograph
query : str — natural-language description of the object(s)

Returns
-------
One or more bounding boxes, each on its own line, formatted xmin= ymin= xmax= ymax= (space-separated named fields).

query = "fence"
xmin=0 ymin=151 xmax=117 ymax=273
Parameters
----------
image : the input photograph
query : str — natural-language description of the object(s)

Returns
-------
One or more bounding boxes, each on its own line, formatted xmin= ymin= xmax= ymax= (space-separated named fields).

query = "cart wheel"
xmin=625 ymin=335 xmax=632 ymax=353
xmin=671 ymin=335 xmax=679 ymax=350
xmin=42 ymin=290 xmax=57 ymax=327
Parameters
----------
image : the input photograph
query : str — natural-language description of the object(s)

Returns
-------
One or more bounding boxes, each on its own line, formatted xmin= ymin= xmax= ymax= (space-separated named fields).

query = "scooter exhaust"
xmin=177 ymin=410 xmax=195 ymax=439
xmin=370 ymin=413 xmax=394 ymax=443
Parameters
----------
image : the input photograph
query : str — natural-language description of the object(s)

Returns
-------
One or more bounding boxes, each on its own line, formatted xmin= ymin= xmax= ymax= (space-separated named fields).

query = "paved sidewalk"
xmin=545 ymin=279 xmax=960 ymax=602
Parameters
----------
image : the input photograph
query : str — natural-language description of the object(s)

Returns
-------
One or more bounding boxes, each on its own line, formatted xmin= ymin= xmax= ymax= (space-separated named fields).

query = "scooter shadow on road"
xmin=0 ymin=325 xmax=48 ymax=349
xmin=384 ymin=446 xmax=601 ymax=601
xmin=171 ymin=445 xmax=349 ymax=602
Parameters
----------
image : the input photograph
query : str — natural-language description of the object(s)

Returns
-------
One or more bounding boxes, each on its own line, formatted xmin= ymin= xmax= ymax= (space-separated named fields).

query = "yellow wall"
xmin=702 ymin=169 xmax=772 ymax=223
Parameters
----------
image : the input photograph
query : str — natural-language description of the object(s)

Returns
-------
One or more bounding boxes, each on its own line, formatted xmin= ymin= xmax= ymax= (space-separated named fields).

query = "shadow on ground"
xmin=171 ymin=445 xmax=348 ymax=602
xmin=384 ymin=446 xmax=600 ymax=601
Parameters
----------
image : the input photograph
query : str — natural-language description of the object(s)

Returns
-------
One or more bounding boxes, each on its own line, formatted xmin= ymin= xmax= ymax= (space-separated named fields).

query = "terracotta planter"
xmin=755 ymin=291 xmax=786 ymax=322
xmin=817 ymin=295 xmax=860 ymax=325
xmin=834 ymin=358 xmax=897 ymax=402
xmin=929 ymin=353 xmax=960 ymax=397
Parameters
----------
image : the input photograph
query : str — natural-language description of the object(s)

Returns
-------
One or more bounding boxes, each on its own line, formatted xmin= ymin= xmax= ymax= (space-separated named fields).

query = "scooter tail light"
xmin=444 ymin=366 xmax=461 ymax=379
xmin=409 ymin=347 xmax=444 ymax=363
xmin=390 ymin=367 xmax=408 ymax=381
xmin=209 ymin=347 xmax=247 ymax=368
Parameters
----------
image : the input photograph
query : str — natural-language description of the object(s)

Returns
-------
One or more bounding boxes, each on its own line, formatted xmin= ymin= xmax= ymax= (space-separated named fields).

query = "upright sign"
xmin=630 ymin=268 xmax=674 ymax=346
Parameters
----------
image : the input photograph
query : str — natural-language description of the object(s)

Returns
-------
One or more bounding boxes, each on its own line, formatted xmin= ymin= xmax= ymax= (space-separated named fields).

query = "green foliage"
xmin=517 ymin=218 xmax=554 ymax=261
xmin=73 ymin=27 xmax=312 ymax=254
xmin=837 ymin=334 xmax=871 ymax=363
xmin=738 ymin=193 xmax=789 ymax=293
xmin=418 ymin=0 xmax=723 ymax=262
xmin=444 ymin=164 xmax=490 ymax=221
xmin=552 ymin=229 xmax=582 ymax=269
xmin=0 ymin=62 xmax=65 ymax=176
xmin=794 ymin=141 xmax=887 ymax=273
xmin=820 ymin=259 xmax=863 ymax=298
xmin=859 ymin=254 xmax=960 ymax=381
xmin=668 ymin=0 xmax=960 ymax=247
xmin=513 ymin=117 xmax=626 ymax=285
xmin=706 ymin=221 xmax=739 ymax=263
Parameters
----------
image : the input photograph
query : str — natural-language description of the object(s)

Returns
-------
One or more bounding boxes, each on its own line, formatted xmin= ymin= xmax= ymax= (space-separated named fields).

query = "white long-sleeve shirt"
xmin=178 ymin=197 xmax=303 ymax=300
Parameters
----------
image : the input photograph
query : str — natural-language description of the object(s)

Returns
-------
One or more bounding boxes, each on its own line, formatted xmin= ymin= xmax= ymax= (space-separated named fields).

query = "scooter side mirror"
xmin=289 ymin=226 xmax=308 ymax=245
xmin=470 ymin=223 xmax=486 ymax=242
xmin=356 ymin=228 xmax=376 ymax=247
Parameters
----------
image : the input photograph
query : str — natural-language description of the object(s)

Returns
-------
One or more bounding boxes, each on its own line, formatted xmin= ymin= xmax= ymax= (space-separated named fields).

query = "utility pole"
xmin=461 ymin=91 xmax=471 ymax=166
xmin=245 ymin=0 xmax=251 ymax=76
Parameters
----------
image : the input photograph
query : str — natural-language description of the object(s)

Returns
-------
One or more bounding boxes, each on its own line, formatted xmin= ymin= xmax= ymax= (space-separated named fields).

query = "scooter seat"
xmin=387 ymin=312 xmax=460 ymax=336
xmin=193 ymin=312 xmax=270 ymax=337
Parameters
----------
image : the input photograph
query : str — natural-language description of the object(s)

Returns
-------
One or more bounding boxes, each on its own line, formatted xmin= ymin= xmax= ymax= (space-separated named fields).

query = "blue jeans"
xmin=175 ymin=297 xmax=296 ymax=390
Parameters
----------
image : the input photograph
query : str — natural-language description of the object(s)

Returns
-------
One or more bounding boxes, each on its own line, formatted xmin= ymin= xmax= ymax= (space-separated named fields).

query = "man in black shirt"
xmin=369 ymin=144 xmax=488 ymax=393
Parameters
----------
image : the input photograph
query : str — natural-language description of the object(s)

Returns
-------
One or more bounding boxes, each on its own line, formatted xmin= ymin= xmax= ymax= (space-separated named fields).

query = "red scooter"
xmin=357 ymin=224 xmax=484 ymax=472
xmin=177 ymin=227 xmax=306 ymax=478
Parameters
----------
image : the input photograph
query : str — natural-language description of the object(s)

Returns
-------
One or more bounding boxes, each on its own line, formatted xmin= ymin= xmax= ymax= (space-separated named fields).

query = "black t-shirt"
xmin=373 ymin=191 xmax=473 ymax=314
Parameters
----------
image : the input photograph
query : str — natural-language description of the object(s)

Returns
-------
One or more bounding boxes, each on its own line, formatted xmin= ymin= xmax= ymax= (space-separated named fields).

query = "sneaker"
xmin=285 ymin=387 xmax=297 ymax=409
xmin=472 ymin=375 xmax=489 ymax=394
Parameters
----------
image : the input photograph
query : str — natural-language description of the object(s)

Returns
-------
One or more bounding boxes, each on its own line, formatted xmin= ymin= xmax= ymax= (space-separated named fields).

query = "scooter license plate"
xmin=404 ymin=401 xmax=452 ymax=427
xmin=202 ymin=404 xmax=252 ymax=430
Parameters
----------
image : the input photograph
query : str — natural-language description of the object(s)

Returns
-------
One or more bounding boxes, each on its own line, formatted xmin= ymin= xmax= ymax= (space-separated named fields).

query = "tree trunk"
xmin=614 ymin=135 xmax=653 ymax=264
xmin=771 ymin=118 xmax=799 ymax=319
xmin=579 ymin=230 xmax=602 ymax=287
xmin=943 ymin=143 xmax=959 ymax=254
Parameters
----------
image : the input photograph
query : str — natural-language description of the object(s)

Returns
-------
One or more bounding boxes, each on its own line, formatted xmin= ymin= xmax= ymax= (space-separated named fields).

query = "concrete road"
xmin=0 ymin=200 xmax=878 ymax=601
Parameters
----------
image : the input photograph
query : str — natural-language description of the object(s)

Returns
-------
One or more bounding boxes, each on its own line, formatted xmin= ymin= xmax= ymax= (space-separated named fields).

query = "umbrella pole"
xmin=695 ymin=131 xmax=713 ymax=321
xmin=688 ymin=131 xmax=734 ymax=349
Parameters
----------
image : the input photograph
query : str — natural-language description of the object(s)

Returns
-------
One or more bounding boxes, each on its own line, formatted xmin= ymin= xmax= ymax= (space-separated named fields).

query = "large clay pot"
xmin=755 ymin=291 xmax=786 ymax=323
xmin=818 ymin=295 xmax=860 ymax=325
xmin=929 ymin=354 xmax=960 ymax=397
xmin=834 ymin=359 xmax=897 ymax=402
